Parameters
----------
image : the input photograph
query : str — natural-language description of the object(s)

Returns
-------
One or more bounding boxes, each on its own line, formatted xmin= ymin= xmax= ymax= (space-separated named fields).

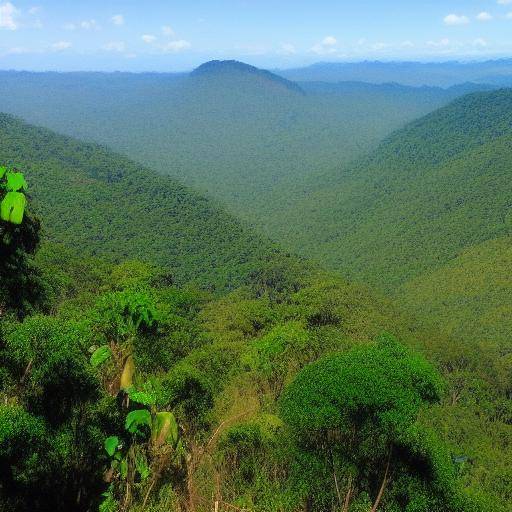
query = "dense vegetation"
xmin=267 ymin=89 xmax=512 ymax=344
xmin=0 ymin=113 xmax=289 ymax=292
xmin=0 ymin=63 xmax=493 ymax=227
xmin=0 ymin=61 xmax=511 ymax=511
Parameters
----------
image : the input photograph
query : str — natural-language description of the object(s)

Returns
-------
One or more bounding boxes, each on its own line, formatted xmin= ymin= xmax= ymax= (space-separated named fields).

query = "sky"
xmin=1 ymin=0 xmax=512 ymax=71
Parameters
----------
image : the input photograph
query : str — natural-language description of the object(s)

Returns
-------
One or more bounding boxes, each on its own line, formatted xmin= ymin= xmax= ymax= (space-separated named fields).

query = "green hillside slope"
xmin=274 ymin=89 xmax=512 ymax=291
xmin=0 ymin=113 xmax=283 ymax=291
xmin=399 ymin=236 xmax=512 ymax=345
xmin=0 ymin=63 xmax=491 ymax=226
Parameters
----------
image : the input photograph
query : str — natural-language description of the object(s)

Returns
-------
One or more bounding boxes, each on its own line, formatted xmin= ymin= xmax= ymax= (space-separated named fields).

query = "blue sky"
xmin=1 ymin=0 xmax=512 ymax=71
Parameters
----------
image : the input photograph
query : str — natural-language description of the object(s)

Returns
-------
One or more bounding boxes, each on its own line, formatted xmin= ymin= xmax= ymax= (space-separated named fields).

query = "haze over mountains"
xmin=0 ymin=61 xmax=496 ymax=227
xmin=277 ymin=59 xmax=512 ymax=87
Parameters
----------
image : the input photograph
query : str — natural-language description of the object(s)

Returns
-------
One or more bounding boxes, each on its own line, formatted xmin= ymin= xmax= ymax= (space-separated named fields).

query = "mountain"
xmin=0 ymin=113 xmax=283 ymax=291
xmin=277 ymin=59 xmax=512 ymax=87
xmin=268 ymin=89 xmax=512 ymax=342
xmin=191 ymin=59 xmax=305 ymax=94
xmin=0 ymin=64 xmax=493 ymax=230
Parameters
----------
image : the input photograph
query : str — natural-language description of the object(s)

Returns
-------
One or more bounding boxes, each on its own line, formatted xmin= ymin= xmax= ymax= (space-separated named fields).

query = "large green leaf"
xmin=6 ymin=171 xmax=27 ymax=192
xmin=152 ymin=411 xmax=178 ymax=447
xmin=0 ymin=166 xmax=7 ymax=180
xmin=104 ymin=436 xmax=119 ymax=457
xmin=90 ymin=345 xmax=112 ymax=367
xmin=125 ymin=409 xmax=152 ymax=435
xmin=1 ymin=191 xmax=26 ymax=224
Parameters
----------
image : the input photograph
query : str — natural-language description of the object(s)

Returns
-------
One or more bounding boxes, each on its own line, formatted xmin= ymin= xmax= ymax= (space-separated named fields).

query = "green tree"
xmin=280 ymin=334 xmax=470 ymax=511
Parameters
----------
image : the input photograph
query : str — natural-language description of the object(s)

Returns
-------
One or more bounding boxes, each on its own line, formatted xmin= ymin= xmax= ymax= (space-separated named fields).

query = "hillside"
xmin=278 ymin=59 xmax=512 ymax=87
xmin=0 ymin=113 xmax=283 ymax=291
xmin=0 ymin=63 xmax=493 ymax=227
xmin=399 ymin=236 xmax=512 ymax=345
xmin=264 ymin=89 xmax=512 ymax=346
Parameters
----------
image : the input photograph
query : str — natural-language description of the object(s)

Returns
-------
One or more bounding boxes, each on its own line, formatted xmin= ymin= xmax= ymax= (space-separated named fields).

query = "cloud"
xmin=507 ymin=11 xmax=512 ymax=18
xmin=28 ymin=6 xmax=40 ymax=15
xmin=162 ymin=25 xmax=175 ymax=36
xmin=322 ymin=36 xmax=337 ymax=46
xmin=443 ymin=14 xmax=470 ymax=25
xmin=311 ymin=35 xmax=338 ymax=55
xmin=278 ymin=43 xmax=296 ymax=55
xmin=427 ymin=38 xmax=451 ymax=48
xmin=141 ymin=34 xmax=156 ymax=43
xmin=103 ymin=41 xmax=125 ymax=52
xmin=476 ymin=12 xmax=493 ymax=21
xmin=0 ymin=2 xmax=19 ymax=30
xmin=63 ymin=22 xmax=76 ymax=30
xmin=473 ymin=38 xmax=488 ymax=47
xmin=80 ymin=19 xmax=99 ymax=30
xmin=52 ymin=41 xmax=72 ymax=51
xmin=160 ymin=39 xmax=191 ymax=52
xmin=497 ymin=0 xmax=512 ymax=4
xmin=111 ymin=14 xmax=124 ymax=26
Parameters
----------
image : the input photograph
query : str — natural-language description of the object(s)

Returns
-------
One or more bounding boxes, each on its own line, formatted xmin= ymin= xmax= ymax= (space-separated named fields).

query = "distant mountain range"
xmin=277 ymin=59 xmax=512 ymax=87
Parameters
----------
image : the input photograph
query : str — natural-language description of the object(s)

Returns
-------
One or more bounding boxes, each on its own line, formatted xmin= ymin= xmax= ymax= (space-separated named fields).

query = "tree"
xmin=0 ymin=166 xmax=43 ymax=316
xmin=280 ymin=334 xmax=471 ymax=511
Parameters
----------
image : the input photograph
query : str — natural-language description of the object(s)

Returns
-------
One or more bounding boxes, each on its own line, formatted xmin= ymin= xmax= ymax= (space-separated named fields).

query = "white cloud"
xmin=63 ymin=22 xmax=76 ymax=31
xmin=0 ymin=2 xmax=19 ymax=30
xmin=311 ymin=35 xmax=338 ymax=55
xmin=427 ymin=38 xmax=451 ymax=48
xmin=443 ymin=14 xmax=470 ymax=25
xmin=507 ymin=11 xmax=512 ymax=18
xmin=322 ymin=36 xmax=337 ymax=46
xmin=372 ymin=42 xmax=388 ymax=51
xmin=497 ymin=0 xmax=512 ymax=5
xmin=52 ymin=41 xmax=72 ymax=51
xmin=28 ymin=6 xmax=40 ymax=15
xmin=400 ymin=40 xmax=415 ymax=48
xmin=160 ymin=39 xmax=191 ymax=52
xmin=278 ymin=43 xmax=296 ymax=55
xmin=473 ymin=37 xmax=488 ymax=47
xmin=111 ymin=14 xmax=124 ymax=26
xmin=141 ymin=34 xmax=156 ymax=43
xmin=80 ymin=19 xmax=99 ymax=30
xmin=476 ymin=12 xmax=493 ymax=21
xmin=103 ymin=41 xmax=125 ymax=52
xmin=162 ymin=25 xmax=175 ymax=36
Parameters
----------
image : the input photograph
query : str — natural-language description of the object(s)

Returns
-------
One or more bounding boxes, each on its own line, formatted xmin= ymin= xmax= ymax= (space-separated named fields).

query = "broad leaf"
xmin=1 ymin=191 xmax=26 ymax=225
xmin=152 ymin=411 xmax=178 ymax=447
xmin=6 ymin=172 xmax=27 ymax=192
xmin=104 ymin=436 xmax=119 ymax=457
xmin=0 ymin=166 xmax=7 ymax=180
xmin=90 ymin=345 xmax=112 ymax=367
xmin=125 ymin=409 xmax=152 ymax=435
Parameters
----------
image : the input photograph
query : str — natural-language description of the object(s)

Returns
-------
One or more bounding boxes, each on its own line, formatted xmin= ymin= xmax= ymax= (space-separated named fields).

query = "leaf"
xmin=120 ymin=355 xmax=135 ymax=389
xmin=0 ymin=166 xmax=7 ymax=179
xmin=127 ymin=388 xmax=156 ymax=406
xmin=120 ymin=458 xmax=128 ymax=479
xmin=134 ymin=452 xmax=150 ymax=480
xmin=90 ymin=345 xmax=112 ymax=367
xmin=6 ymin=171 xmax=27 ymax=192
xmin=104 ymin=436 xmax=119 ymax=457
xmin=125 ymin=409 xmax=152 ymax=435
xmin=0 ymin=191 xmax=26 ymax=225
xmin=152 ymin=411 xmax=179 ymax=447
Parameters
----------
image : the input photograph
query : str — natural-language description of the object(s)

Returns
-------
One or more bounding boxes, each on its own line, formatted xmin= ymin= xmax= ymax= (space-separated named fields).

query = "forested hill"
xmin=0 ymin=64 xmax=493 ymax=228
xmin=0 ymin=113 xmax=283 ymax=290
xmin=276 ymin=88 xmax=512 ymax=288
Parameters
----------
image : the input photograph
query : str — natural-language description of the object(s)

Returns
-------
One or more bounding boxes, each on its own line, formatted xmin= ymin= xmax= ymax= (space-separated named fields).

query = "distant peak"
xmin=191 ymin=60 xmax=304 ymax=94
